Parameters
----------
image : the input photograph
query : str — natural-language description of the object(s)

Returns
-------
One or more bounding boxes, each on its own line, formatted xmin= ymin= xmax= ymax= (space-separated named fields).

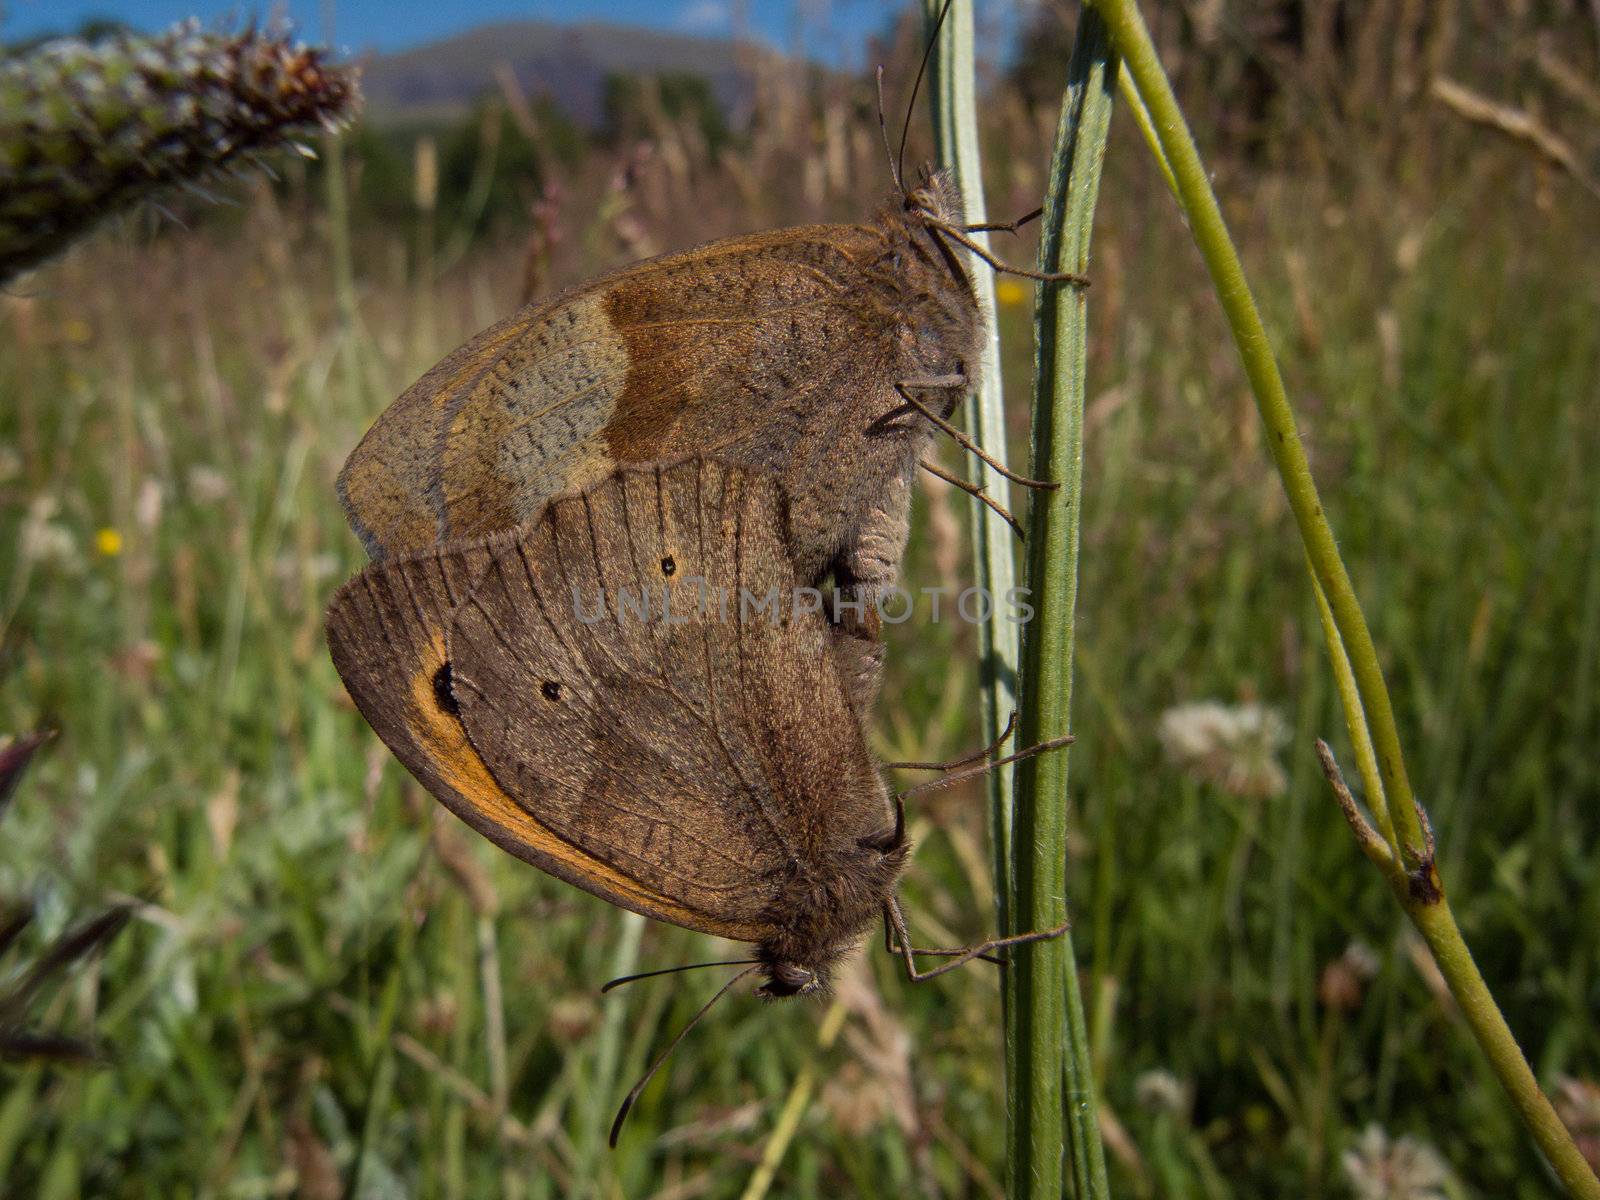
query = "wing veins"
xmin=728 ymin=478 xmax=801 ymax=861
xmin=614 ymin=467 xmax=778 ymax=796
xmin=511 ymin=517 xmax=750 ymax=823
xmin=688 ymin=467 xmax=794 ymax=858
xmin=484 ymin=297 xmax=861 ymax=444
xmin=577 ymin=791 xmax=752 ymax=875
xmin=354 ymin=571 xmax=405 ymax=668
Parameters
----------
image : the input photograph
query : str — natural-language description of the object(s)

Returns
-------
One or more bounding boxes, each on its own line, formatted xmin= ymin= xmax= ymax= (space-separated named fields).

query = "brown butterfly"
xmin=325 ymin=458 xmax=1066 ymax=1141
xmin=337 ymin=96 xmax=1075 ymax=601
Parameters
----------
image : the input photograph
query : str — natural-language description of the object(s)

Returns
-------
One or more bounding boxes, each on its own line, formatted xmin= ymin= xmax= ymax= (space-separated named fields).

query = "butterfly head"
xmin=754 ymin=806 xmax=911 ymax=999
xmin=873 ymin=165 xmax=982 ymax=384
xmin=901 ymin=163 xmax=966 ymax=230
xmin=755 ymin=961 xmax=821 ymax=999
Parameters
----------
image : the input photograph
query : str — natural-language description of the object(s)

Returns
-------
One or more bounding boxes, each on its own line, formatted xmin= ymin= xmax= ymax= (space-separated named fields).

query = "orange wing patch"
xmin=404 ymin=632 xmax=766 ymax=943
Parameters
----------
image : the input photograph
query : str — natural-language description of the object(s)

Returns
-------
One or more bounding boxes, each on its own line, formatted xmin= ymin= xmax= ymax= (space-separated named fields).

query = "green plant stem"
xmin=1407 ymin=897 xmax=1596 ymax=1191
xmin=1086 ymin=0 xmax=1426 ymax=861
xmin=322 ymin=126 xmax=363 ymax=414
xmin=1011 ymin=12 xmax=1117 ymax=1200
xmin=349 ymin=933 xmax=407 ymax=1200
xmin=923 ymin=0 xmax=1020 ymax=885
xmin=1113 ymin=69 xmax=1178 ymax=201
xmin=1308 ymin=571 xmax=1395 ymax=854
xmin=1091 ymin=0 xmax=1600 ymax=1193
xmin=585 ymin=911 xmax=644 ymax=1160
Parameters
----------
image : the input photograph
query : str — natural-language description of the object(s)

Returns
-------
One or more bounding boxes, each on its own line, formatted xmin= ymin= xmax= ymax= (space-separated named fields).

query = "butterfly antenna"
xmin=610 ymin=964 xmax=761 ymax=1148
xmin=875 ymin=66 xmax=903 ymax=193
xmin=886 ymin=711 xmax=1018 ymax=771
xmin=896 ymin=733 xmax=1074 ymax=801
xmin=600 ymin=958 xmax=760 ymax=994
xmin=897 ymin=0 xmax=955 ymax=192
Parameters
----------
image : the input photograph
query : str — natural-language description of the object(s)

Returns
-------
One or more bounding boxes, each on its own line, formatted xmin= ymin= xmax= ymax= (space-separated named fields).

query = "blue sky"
xmin=0 ymin=0 xmax=943 ymax=63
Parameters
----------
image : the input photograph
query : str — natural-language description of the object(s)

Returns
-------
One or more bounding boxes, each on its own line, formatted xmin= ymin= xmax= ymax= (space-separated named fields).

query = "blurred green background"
xmin=2 ymin=2 xmax=1598 ymax=1196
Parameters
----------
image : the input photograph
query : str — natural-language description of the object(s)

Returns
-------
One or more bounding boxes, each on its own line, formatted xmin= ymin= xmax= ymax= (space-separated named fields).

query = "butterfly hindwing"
xmin=325 ymin=510 xmax=767 ymax=941
xmin=445 ymin=460 xmax=893 ymax=929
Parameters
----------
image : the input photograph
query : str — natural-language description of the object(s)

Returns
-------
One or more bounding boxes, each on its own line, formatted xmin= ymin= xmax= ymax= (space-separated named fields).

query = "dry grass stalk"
xmin=1430 ymin=75 xmax=1600 ymax=202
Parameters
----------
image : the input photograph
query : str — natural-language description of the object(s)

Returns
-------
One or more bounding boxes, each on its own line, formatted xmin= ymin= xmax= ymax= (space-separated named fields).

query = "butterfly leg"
xmin=885 ymin=898 xmax=1068 ymax=981
xmin=885 ymin=711 xmax=1017 ymax=771
xmin=896 ymin=733 xmax=1074 ymax=804
xmin=880 ymin=903 xmax=1003 ymax=966
xmin=893 ymin=380 xmax=1059 ymax=492
xmin=919 ymin=458 xmax=1024 ymax=540
xmin=960 ymin=205 xmax=1043 ymax=235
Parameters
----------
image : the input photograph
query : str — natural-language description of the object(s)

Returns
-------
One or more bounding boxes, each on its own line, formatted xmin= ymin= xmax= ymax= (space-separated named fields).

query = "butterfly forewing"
xmin=339 ymin=310 xmax=541 ymax=556
xmin=337 ymin=211 xmax=973 ymax=625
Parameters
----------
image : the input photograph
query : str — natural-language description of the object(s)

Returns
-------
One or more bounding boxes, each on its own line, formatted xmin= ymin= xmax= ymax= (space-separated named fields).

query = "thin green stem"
xmin=1011 ymin=12 xmax=1117 ymax=1200
xmin=923 ymin=0 xmax=1019 ymax=890
xmin=348 ymin=931 xmax=407 ymax=1200
xmin=1088 ymin=0 xmax=1427 ymax=861
xmin=583 ymin=911 xmax=644 ymax=1163
xmin=1113 ymin=69 xmax=1178 ymax=201
xmin=322 ymin=126 xmax=363 ymax=417
xmin=1409 ymin=898 xmax=1597 ymax=1195
xmin=1092 ymin=1 xmax=1600 ymax=1193
xmin=1308 ymin=570 xmax=1396 ymax=856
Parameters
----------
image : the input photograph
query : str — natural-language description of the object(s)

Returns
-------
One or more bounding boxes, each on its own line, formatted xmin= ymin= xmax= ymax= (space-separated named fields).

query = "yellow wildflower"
xmin=94 ymin=527 xmax=123 ymax=556
xmin=995 ymin=278 xmax=1029 ymax=308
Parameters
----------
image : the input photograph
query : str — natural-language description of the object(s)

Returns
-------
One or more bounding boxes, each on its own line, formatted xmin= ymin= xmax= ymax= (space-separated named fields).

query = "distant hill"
xmin=360 ymin=20 xmax=777 ymax=128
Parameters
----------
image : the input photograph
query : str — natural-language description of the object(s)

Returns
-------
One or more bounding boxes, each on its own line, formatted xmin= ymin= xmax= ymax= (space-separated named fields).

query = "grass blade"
xmin=1010 ymin=10 xmax=1118 ymax=1200
xmin=921 ymin=0 xmax=1021 ymax=885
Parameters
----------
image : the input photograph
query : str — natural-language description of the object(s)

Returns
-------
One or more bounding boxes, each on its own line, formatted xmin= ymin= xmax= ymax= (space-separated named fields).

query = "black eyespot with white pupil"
xmin=660 ymin=555 xmax=675 ymax=576
xmin=541 ymin=680 xmax=561 ymax=702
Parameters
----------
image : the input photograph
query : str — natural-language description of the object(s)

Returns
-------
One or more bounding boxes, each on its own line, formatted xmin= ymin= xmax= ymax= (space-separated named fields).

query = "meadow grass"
xmin=2 ymin=38 xmax=1598 ymax=1197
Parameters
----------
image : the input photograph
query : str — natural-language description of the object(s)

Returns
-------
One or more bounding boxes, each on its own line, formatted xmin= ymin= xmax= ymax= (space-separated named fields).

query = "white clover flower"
xmin=1158 ymin=700 xmax=1291 ymax=798
xmin=18 ymin=494 xmax=78 ymax=569
xmin=1134 ymin=1069 xmax=1190 ymax=1116
xmin=1341 ymin=1123 xmax=1451 ymax=1200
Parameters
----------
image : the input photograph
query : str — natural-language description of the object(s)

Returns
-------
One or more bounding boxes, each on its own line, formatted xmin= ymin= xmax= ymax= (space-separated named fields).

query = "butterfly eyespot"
xmin=660 ymin=555 xmax=676 ymax=577
xmin=432 ymin=662 xmax=460 ymax=716
xmin=541 ymin=680 xmax=562 ymax=702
